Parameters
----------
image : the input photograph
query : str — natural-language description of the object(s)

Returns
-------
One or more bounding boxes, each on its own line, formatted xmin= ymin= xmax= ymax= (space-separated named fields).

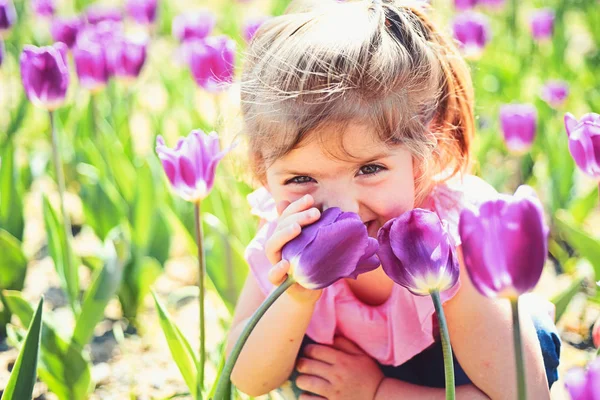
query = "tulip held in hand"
xmin=377 ymin=208 xmax=459 ymax=399
xmin=213 ymin=208 xmax=379 ymax=400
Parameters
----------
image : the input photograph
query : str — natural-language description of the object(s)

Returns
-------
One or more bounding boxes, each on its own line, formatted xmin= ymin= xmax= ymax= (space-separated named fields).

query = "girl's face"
xmin=265 ymin=123 xmax=416 ymax=237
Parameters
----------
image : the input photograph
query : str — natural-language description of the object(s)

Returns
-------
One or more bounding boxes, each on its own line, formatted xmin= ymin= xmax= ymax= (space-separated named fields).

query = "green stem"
xmin=510 ymin=0 xmax=518 ymax=48
xmin=213 ymin=276 xmax=295 ymax=400
xmin=194 ymin=201 xmax=206 ymax=397
xmin=431 ymin=290 xmax=455 ymax=400
xmin=49 ymin=111 xmax=78 ymax=317
xmin=511 ymin=298 xmax=527 ymax=400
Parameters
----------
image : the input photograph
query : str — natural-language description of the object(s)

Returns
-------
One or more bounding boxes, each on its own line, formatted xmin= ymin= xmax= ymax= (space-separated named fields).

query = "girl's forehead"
xmin=274 ymin=123 xmax=393 ymax=167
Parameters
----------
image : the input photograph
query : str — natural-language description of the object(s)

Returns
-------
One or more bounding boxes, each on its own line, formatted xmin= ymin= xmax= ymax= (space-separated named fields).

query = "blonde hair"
xmin=240 ymin=0 xmax=474 ymax=206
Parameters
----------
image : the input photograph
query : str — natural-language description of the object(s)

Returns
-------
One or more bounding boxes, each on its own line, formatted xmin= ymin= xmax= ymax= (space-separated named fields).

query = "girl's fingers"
xmin=303 ymin=344 xmax=340 ymax=364
xmin=276 ymin=200 xmax=290 ymax=216
xmin=295 ymin=375 xmax=330 ymax=397
xmin=265 ymin=222 xmax=301 ymax=265
xmin=267 ymin=259 xmax=290 ymax=285
xmin=296 ymin=357 xmax=332 ymax=377
xmin=279 ymin=194 xmax=314 ymax=220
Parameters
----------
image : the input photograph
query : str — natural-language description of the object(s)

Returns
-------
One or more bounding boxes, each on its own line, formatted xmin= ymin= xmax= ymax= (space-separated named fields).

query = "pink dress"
xmin=245 ymin=175 xmax=498 ymax=367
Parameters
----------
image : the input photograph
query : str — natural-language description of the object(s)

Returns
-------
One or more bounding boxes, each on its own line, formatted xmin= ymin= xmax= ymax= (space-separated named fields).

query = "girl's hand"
xmin=265 ymin=194 xmax=323 ymax=305
xmin=295 ymin=336 xmax=385 ymax=400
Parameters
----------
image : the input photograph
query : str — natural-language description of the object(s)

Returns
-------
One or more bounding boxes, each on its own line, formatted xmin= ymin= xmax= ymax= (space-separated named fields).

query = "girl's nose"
xmin=321 ymin=196 xmax=360 ymax=215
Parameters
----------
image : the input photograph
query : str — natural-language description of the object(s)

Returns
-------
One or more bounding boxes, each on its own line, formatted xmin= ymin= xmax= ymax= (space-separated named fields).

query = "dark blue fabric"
xmin=278 ymin=311 xmax=561 ymax=397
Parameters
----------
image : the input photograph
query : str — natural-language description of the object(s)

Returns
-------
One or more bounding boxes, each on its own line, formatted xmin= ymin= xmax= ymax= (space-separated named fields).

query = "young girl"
xmin=226 ymin=0 xmax=561 ymax=398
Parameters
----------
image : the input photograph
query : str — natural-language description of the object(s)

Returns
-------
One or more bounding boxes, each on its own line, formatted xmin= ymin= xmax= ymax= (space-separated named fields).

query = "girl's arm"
xmin=225 ymin=273 xmax=318 ymax=397
xmin=442 ymin=247 xmax=550 ymax=399
xmin=375 ymin=379 xmax=489 ymax=399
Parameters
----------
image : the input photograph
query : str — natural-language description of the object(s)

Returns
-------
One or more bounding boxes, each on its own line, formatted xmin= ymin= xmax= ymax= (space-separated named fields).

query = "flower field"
xmin=0 ymin=0 xmax=599 ymax=399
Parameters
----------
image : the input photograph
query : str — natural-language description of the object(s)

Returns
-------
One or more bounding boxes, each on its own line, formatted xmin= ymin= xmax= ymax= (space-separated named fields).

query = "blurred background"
xmin=0 ymin=0 xmax=599 ymax=398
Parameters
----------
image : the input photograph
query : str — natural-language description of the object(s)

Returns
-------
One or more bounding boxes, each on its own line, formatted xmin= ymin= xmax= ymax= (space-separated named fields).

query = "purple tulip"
xmin=86 ymin=4 xmax=123 ymax=25
xmin=564 ymin=358 xmax=600 ymax=400
xmin=156 ymin=130 xmax=231 ymax=202
xmin=452 ymin=12 xmax=491 ymax=58
xmin=454 ymin=0 xmax=477 ymax=11
xmin=105 ymin=36 xmax=147 ymax=80
xmin=172 ymin=10 xmax=216 ymax=42
xmin=73 ymin=40 xmax=109 ymax=91
xmin=282 ymin=208 xmax=380 ymax=290
xmin=479 ymin=0 xmax=505 ymax=9
xmin=530 ymin=9 xmax=555 ymax=41
xmin=540 ymin=80 xmax=569 ymax=108
xmin=564 ymin=112 xmax=600 ymax=178
xmin=458 ymin=185 xmax=548 ymax=300
xmin=51 ymin=16 xmax=82 ymax=48
xmin=0 ymin=0 xmax=17 ymax=31
xmin=377 ymin=209 xmax=459 ymax=296
xmin=499 ymin=103 xmax=538 ymax=153
xmin=243 ymin=16 xmax=269 ymax=43
xmin=188 ymin=36 xmax=236 ymax=92
xmin=20 ymin=43 xmax=70 ymax=110
xmin=126 ymin=0 xmax=157 ymax=25
xmin=31 ymin=0 xmax=54 ymax=17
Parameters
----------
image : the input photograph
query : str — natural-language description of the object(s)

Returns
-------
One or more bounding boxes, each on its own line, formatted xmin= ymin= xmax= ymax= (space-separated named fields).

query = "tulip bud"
xmin=20 ymin=43 xmax=70 ymax=110
xmin=31 ymin=0 xmax=54 ymax=17
xmin=565 ymin=112 xmax=600 ymax=178
xmin=188 ymin=35 xmax=236 ymax=92
xmin=126 ymin=0 xmax=157 ymax=25
xmin=454 ymin=0 xmax=477 ymax=11
xmin=243 ymin=16 xmax=269 ymax=43
xmin=459 ymin=185 xmax=548 ymax=300
xmin=540 ymin=80 xmax=569 ymax=108
xmin=172 ymin=10 xmax=216 ymax=42
xmin=0 ymin=0 xmax=17 ymax=32
xmin=499 ymin=103 xmax=537 ymax=154
xmin=73 ymin=39 xmax=109 ymax=91
xmin=156 ymin=130 xmax=232 ymax=203
xmin=86 ymin=4 xmax=123 ymax=25
xmin=452 ymin=12 xmax=491 ymax=59
xmin=282 ymin=208 xmax=380 ymax=290
xmin=51 ymin=16 xmax=82 ymax=48
xmin=106 ymin=35 xmax=147 ymax=81
xmin=377 ymin=209 xmax=459 ymax=296
xmin=478 ymin=0 xmax=505 ymax=9
xmin=564 ymin=358 xmax=600 ymax=400
xmin=530 ymin=9 xmax=555 ymax=41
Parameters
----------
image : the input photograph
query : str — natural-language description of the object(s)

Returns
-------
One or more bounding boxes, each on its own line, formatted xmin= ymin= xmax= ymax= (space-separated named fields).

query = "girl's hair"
xmin=240 ymin=0 xmax=474 ymax=206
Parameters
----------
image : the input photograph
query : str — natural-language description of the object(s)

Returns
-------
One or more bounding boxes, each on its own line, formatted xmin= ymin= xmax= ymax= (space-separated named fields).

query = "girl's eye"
xmin=285 ymin=176 xmax=315 ymax=185
xmin=358 ymin=164 xmax=385 ymax=176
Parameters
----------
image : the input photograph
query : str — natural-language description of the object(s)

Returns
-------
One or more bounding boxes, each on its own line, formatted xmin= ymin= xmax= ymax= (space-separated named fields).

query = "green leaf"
xmin=568 ymin=186 xmax=599 ymax=224
xmin=0 ymin=229 xmax=28 ymax=337
xmin=131 ymin=160 xmax=156 ymax=253
xmin=102 ymin=132 xmax=137 ymax=203
xmin=550 ymin=275 xmax=584 ymax=323
xmin=3 ymin=291 xmax=92 ymax=400
xmin=203 ymin=223 xmax=248 ymax=314
xmin=152 ymin=291 xmax=199 ymax=399
xmin=208 ymin=345 xmax=231 ymax=400
xmin=72 ymin=237 xmax=124 ymax=347
xmin=554 ymin=210 xmax=600 ymax=281
xmin=42 ymin=196 xmax=80 ymax=315
xmin=118 ymin=255 xmax=162 ymax=322
xmin=1 ymin=298 xmax=43 ymax=400
xmin=147 ymin=207 xmax=172 ymax=265
xmin=0 ymin=143 xmax=25 ymax=241
xmin=79 ymin=164 xmax=128 ymax=242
